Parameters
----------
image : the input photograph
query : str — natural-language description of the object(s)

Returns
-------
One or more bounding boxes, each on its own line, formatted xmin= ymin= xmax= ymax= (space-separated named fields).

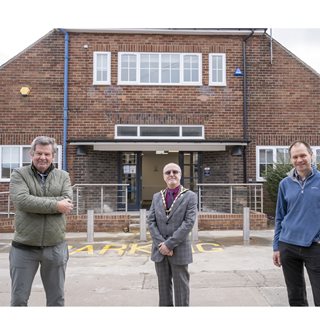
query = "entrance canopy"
xmin=69 ymin=141 xmax=248 ymax=152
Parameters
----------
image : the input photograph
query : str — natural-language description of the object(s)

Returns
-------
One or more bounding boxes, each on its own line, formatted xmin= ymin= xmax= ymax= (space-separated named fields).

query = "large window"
xmin=0 ymin=145 xmax=61 ymax=181
xmin=93 ymin=52 xmax=111 ymax=85
xmin=209 ymin=53 xmax=226 ymax=86
xmin=256 ymin=145 xmax=320 ymax=181
xmin=118 ymin=52 xmax=202 ymax=85
xmin=115 ymin=125 xmax=204 ymax=140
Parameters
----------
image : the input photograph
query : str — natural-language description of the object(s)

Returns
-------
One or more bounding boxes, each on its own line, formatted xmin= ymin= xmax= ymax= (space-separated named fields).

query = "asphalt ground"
xmin=0 ymin=229 xmax=318 ymax=317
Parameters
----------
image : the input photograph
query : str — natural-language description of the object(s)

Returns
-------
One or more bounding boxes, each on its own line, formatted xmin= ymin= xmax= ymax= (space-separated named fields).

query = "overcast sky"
xmin=0 ymin=1 xmax=319 ymax=74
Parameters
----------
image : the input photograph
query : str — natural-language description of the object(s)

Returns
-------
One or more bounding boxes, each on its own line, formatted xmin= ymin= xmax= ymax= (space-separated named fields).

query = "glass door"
xmin=179 ymin=152 xmax=202 ymax=192
xmin=119 ymin=152 xmax=142 ymax=210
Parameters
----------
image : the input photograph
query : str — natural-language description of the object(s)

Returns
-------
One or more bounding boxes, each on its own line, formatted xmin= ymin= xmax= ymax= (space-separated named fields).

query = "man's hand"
xmin=57 ymin=199 xmax=73 ymax=214
xmin=158 ymin=242 xmax=173 ymax=256
xmin=273 ymin=251 xmax=281 ymax=267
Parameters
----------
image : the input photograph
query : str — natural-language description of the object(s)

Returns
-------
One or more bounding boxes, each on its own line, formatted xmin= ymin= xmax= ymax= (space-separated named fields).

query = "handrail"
xmin=72 ymin=183 xmax=129 ymax=215
xmin=197 ymin=183 xmax=263 ymax=214
xmin=0 ymin=191 xmax=12 ymax=217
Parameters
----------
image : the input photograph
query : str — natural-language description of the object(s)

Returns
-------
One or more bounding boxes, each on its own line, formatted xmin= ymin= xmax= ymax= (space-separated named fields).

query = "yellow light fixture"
xmin=20 ymin=87 xmax=31 ymax=96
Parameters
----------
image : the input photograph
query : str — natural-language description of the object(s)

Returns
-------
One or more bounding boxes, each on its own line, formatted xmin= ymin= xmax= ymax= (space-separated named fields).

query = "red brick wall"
xmin=0 ymin=30 xmax=65 ymax=146
xmin=1 ymin=29 xmax=319 ymax=198
xmin=0 ymin=211 xmax=267 ymax=233
xmin=246 ymin=36 xmax=320 ymax=181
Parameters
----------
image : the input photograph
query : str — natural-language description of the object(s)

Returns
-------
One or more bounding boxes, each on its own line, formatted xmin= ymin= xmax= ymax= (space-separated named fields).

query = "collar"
xmin=31 ymin=163 xmax=55 ymax=176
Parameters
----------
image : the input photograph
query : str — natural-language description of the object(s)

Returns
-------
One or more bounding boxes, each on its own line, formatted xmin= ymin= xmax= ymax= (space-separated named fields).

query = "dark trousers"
xmin=155 ymin=257 xmax=190 ymax=306
xmin=279 ymin=241 xmax=320 ymax=306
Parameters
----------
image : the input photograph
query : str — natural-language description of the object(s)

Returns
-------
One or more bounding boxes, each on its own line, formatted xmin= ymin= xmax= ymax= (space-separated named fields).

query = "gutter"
xmin=58 ymin=29 xmax=69 ymax=171
xmin=242 ymin=29 xmax=255 ymax=183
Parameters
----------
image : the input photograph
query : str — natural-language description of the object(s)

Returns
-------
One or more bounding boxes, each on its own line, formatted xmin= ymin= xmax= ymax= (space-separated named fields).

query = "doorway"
xmin=120 ymin=151 xmax=202 ymax=210
xmin=141 ymin=151 xmax=179 ymax=208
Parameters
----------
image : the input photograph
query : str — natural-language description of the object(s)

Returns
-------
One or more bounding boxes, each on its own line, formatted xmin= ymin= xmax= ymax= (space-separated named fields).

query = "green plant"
xmin=263 ymin=163 xmax=293 ymax=212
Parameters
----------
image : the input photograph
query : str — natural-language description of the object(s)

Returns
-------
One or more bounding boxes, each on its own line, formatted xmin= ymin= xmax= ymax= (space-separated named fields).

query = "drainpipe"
xmin=242 ymin=29 xmax=254 ymax=183
xmin=58 ymin=29 xmax=69 ymax=171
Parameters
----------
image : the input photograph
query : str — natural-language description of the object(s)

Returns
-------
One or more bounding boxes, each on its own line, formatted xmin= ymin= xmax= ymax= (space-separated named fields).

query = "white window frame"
xmin=0 ymin=145 xmax=62 ymax=182
xmin=115 ymin=125 xmax=204 ymax=140
xmin=256 ymin=145 xmax=320 ymax=181
xmin=117 ymin=52 xmax=202 ymax=86
xmin=209 ymin=53 xmax=226 ymax=86
xmin=93 ymin=52 xmax=111 ymax=85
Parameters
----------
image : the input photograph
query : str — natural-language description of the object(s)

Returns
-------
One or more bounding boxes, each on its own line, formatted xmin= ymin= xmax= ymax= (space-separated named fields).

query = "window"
xmin=256 ymin=145 xmax=320 ymax=181
xmin=93 ymin=52 xmax=111 ymax=85
xmin=0 ymin=145 xmax=62 ymax=181
xmin=209 ymin=53 xmax=226 ymax=86
xmin=118 ymin=52 xmax=202 ymax=85
xmin=115 ymin=125 xmax=204 ymax=140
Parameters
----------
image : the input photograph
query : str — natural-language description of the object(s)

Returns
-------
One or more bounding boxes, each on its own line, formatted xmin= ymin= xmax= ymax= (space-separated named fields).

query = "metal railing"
xmin=72 ymin=184 xmax=129 ymax=215
xmin=197 ymin=183 xmax=263 ymax=214
xmin=0 ymin=191 xmax=13 ymax=217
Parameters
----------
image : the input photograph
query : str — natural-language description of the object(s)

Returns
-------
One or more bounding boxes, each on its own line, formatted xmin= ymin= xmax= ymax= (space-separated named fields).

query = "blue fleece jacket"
xmin=273 ymin=166 xmax=320 ymax=251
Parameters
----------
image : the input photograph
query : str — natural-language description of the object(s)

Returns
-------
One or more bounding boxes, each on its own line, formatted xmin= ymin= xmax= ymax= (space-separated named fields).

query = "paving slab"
xmin=0 ymin=229 xmax=315 ymax=307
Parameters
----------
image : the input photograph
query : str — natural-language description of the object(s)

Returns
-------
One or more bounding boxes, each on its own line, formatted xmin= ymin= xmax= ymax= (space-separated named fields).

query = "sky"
xmin=1 ymin=1 xmax=320 ymax=74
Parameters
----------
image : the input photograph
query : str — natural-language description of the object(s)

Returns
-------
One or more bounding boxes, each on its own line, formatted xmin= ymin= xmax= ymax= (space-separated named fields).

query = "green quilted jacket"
xmin=9 ymin=165 xmax=73 ymax=246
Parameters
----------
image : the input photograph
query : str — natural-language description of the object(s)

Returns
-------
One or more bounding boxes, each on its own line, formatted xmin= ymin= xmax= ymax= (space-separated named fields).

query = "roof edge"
xmin=58 ymin=28 xmax=267 ymax=36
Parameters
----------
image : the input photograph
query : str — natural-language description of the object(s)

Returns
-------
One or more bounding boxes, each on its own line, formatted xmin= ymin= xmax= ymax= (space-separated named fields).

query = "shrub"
xmin=263 ymin=163 xmax=293 ymax=212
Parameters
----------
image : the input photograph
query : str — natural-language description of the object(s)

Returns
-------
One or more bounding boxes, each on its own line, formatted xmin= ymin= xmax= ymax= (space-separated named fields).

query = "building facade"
xmin=0 ymin=28 xmax=319 ymax=221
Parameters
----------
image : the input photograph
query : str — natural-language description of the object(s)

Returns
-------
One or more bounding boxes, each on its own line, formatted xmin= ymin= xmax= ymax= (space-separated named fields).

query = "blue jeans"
xmin=9 ymin=241 xmax=69 ymax=306
xmin=279 ymin=241 xmax=320 ymax=306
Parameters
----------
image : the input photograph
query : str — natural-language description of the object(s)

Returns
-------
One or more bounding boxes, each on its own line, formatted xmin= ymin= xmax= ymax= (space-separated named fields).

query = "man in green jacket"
xmin=9 ymin=136 xmax=73 ymax=306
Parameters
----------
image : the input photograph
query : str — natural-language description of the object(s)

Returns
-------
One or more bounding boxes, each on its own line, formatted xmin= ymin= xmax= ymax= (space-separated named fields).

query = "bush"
xmin=263 ymin=163 xmax=293 ymax=212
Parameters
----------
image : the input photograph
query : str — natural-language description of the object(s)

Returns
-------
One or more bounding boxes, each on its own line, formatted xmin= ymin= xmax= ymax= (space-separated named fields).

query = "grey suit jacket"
xmin=147 ymin=188 xmax=197 ymax=265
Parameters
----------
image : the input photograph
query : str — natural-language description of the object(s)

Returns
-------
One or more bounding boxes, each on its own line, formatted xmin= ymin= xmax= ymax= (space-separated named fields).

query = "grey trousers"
xmin=9 ymin=241 xmax=69 ymax=306
xmin=155 ymin=257 xmax=190 ymax=306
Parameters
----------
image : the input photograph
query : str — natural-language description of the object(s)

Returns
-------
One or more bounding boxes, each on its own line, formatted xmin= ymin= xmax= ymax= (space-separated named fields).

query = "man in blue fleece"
xmin=273 ymin=141 xmax=320 ymax=306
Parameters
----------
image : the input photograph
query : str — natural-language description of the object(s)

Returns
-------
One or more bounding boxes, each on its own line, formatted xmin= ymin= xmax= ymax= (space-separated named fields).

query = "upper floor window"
xmin=256 ymin=145 xmax=320 ymax=181
xmin=209 ymin=53 xmax=226 ymax=86
xmin=115 ymin=125 xmax=204 ymax=140
xmin=118 ymin=52 xmax=202 ymax=85
xmin=0 ymin=145 xmax=62 ymax=181
xmin=93 ymin=52 xmax=111 ymax=85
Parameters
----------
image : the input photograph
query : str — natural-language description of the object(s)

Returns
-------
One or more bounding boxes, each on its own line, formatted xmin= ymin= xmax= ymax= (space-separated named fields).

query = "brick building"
xmin=0 ymin=28 xmax=319 ymax=231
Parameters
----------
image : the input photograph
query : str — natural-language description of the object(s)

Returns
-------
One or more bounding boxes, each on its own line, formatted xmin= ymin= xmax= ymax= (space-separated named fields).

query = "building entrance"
xmin=120 ymin=151 xmax=201 ymax=210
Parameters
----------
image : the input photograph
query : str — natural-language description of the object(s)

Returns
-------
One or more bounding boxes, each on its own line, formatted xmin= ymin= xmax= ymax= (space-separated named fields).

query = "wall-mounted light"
xmin=234 ymin=67 xmax=244 ymax=77
xmin=20 ymin=86 xmax=31 ymax=96
xmin=76 ymin=146 xmax=87 ymax=156
xmin=231 ymin=146 xmax=243 ymax=156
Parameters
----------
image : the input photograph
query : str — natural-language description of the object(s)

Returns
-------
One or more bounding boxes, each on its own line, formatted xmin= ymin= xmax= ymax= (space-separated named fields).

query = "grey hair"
xmin=288 ymin=140 xmax=313 ymax=157
xmin=30 ymin=136 xmax=57 ymax=155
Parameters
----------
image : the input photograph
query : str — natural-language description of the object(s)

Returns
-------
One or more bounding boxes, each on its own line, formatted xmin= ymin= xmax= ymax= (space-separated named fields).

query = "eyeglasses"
xmin=164 ymin=170 xmax=180 ymax=175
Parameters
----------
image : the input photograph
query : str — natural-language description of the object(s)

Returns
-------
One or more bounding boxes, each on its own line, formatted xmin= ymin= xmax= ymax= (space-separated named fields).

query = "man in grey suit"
xmin=147 ymin=162 xmax=197 ymax=306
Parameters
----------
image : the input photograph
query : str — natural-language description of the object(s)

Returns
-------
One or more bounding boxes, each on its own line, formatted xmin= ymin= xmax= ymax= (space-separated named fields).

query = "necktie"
xmin=167 ymin=190 xmax=175 ymax=208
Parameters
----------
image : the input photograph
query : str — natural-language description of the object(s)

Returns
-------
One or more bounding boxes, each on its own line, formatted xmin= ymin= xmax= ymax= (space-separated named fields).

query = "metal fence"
xmin=72 ymin=184 xmax=129 ymax=215
xmin=197 ymin=183 xmax=263 ymax=214
xmin=0 ymin=191 xmax=13 ymax=217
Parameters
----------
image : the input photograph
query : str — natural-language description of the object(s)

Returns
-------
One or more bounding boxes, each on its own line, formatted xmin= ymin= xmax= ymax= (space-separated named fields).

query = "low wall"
xmin=198 ymin=211 xmax=268 ymax=230
xmin=0 ymin=211 xmax=268 ymax=233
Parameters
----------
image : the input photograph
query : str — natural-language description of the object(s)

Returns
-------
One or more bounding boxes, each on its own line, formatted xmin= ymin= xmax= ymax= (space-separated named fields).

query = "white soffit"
xmin=70 ymin=142 xmax=247 ymax=151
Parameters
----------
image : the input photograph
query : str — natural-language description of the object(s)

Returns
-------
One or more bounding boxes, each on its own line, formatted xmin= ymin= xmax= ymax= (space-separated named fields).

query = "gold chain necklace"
xmin=161 ymin=185 xmax=188 ymax=215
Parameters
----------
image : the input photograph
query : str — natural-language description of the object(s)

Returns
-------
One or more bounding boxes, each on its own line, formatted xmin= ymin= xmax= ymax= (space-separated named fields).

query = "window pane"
xmin=182 ymin=127 xmax=202 ymax=137
xmin=211 ymin=55 xmax=224 ymax=84
xmin=316 ymin=149 xmax=320 ymax=164
xmin=140 ymin=127 xmax=179 ymax=137
xmin=171 ymin=70 xmax=179 ymax=83
xmin=161 ymin=70 xmax=170 ymax=83
xmin=22 ymin=147 xmax=31 ymax=165
xmin=184 ymin=55 xmax=199 ymax=82
xmin=276 ymin=148 xmax=289 ymax=163
xmin=140 ymin=69 xmax=149 ymax=83
xmin=96 ymin=54 xmax=108 ymax=82
xmin=117 ymin=126 xmax=138 ymax=136
xmin=121 ymin=54 xmax=136 ymax=82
